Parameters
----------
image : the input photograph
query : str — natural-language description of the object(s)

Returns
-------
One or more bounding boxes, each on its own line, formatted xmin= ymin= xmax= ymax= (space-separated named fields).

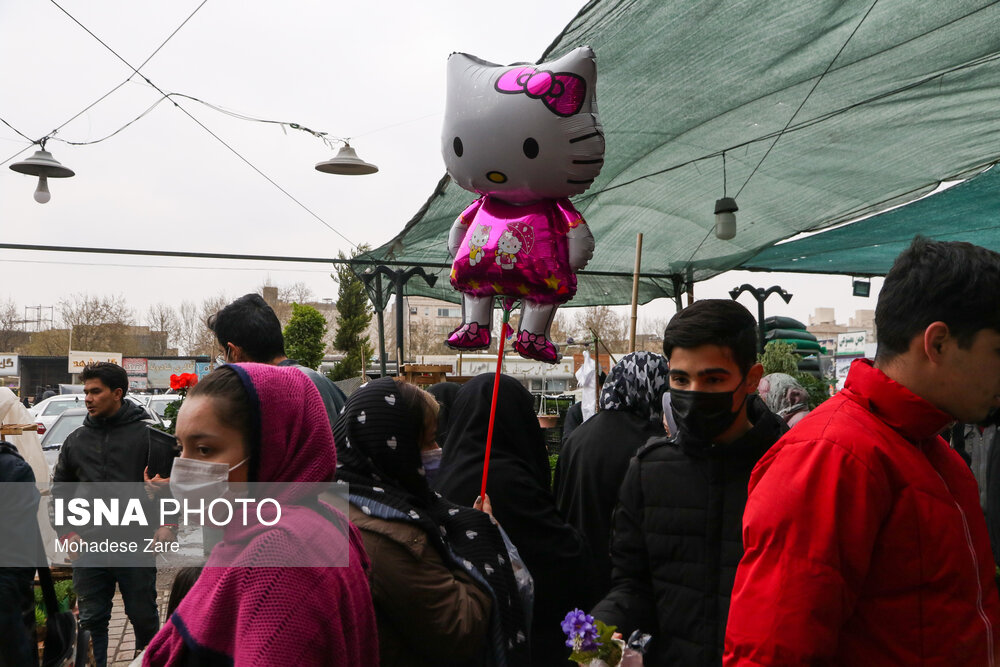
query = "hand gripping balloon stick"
xmin=480 ymin=300 xmax=515 ymax=499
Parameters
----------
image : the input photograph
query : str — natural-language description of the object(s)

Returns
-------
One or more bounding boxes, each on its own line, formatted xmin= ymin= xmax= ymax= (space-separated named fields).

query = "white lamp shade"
xmin=10 ymin=149 xmax=74 ymax=178
xmin=315 ymin=144 xmax=378 ymax=175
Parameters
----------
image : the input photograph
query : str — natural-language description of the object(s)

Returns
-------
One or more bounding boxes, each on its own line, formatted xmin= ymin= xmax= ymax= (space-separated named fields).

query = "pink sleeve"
xmin=142 ymin=618 xmax=188 ymax=666
xmin=724 ymin=439 xmax=890 ymax=665
xmin=458 ymin=198 xmax=484 ymax=225
xmin=554 ymin=198 xmax=585 ymax=233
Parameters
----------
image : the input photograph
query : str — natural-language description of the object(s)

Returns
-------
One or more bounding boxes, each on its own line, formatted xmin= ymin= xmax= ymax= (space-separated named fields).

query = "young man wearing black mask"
xmin=590 ymin=299 xmax=787 ymax=666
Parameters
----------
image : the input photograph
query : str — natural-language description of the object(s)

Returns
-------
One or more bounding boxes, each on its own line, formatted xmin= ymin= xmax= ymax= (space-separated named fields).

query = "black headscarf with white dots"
xmin=334 ymin=377 xmax=529 ymax=666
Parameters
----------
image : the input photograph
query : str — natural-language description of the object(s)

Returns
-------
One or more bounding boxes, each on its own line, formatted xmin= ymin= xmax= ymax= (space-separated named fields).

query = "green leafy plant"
xmin=34 ymin=579 xmax=75 ymax=626
xmin=757 ymin=341 xmax=831 ymax=409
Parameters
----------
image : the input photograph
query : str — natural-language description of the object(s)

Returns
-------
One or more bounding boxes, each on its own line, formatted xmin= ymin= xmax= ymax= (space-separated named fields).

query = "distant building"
xmin=807 ymin=308 xmax=876 ymax=355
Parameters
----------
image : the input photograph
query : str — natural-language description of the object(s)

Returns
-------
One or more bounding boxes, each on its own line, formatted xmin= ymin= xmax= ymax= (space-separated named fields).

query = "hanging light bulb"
xmin=34 ymin=176 xmax=51 ymax=203
xmin=10 ymin=146 xmax=74 ymax=204
xmin=315 ymin=142 xmax=378 ymax=175
xmin=714 ymin=197 xmax=738 ymax=240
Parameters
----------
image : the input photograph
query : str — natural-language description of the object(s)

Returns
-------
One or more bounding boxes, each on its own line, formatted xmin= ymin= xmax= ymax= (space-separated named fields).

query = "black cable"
xmin=46 ymin=0 xmax=208 ymax=138
xmin=734 ymin=0 xmax=882 ymax=198
xmin=136 ymin=0 xmax=209 ymax=71
xmin=0 ymin=146 xmax=33 ymax=168
xmin=0 ymin=116 xmax=33 ymax=142
xmin=50 ymin=96 xmax=170 ymax=146
xmin=47 ymin=0 xmax=356 ymax=248
xmin=573 ymin=48 xmax=1000 ymax=205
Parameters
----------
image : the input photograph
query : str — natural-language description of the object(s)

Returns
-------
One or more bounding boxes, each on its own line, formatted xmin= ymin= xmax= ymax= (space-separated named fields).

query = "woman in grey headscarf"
xmin=552 ymin=351 xmax=669 ymax=606
xmin=758 ymin=372 xmax=811 ymax=427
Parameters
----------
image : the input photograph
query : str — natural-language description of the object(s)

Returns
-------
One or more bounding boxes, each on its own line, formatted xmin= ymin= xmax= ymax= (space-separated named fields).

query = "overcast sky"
xmin=0 ymin=0 xmax=883 ymax=333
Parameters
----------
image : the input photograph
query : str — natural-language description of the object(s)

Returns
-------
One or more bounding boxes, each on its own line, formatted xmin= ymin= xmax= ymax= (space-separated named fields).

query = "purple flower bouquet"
xmin=562 ymin=608 xmax=624 ymax=666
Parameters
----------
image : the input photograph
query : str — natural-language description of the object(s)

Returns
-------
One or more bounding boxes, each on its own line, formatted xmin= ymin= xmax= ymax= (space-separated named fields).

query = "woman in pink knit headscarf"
xmin=143 ymin=363 xmax=378 ymax=666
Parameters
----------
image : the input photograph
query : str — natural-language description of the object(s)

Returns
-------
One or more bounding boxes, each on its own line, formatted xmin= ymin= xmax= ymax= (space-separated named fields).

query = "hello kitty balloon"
xmin=442 ymin=46 xmax=604 ymax=363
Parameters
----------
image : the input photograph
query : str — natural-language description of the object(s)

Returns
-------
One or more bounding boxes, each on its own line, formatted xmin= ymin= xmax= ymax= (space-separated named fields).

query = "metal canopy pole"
xmin=360 ymin=265 xmax=438 ymax=374
xmin=728 ymin=284 xmax=793 ymax=354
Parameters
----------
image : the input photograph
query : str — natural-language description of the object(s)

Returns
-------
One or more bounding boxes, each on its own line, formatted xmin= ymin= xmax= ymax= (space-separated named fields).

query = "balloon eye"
xmin=453 ymin=137 xmax=464 ymax=157
xmin=522 ymin=138 xmax=539 ymax=159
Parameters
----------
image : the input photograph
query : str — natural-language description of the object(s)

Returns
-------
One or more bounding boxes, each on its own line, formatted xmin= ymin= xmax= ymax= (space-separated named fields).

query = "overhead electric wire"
xmin=47 ymin=0 xmax=356 ymax=248
xmin=44 ymin=0 xmax=209 ymax=142
xmin=733 ymin=0 xmax=881 ymax=198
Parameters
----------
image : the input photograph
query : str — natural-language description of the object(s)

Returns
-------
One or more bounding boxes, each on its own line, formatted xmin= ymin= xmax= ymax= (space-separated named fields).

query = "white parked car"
xmin=30 ymin=394 xmax=87 ymax=435
xmin=146 ymin=395 xmax=182 ymax=427
xmin=40 ymin=397 xmax=165 ymax=475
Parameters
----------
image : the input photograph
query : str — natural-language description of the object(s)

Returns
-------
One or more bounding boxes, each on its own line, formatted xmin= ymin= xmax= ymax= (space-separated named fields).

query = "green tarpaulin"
xmin=741 ymin=165 xmax=1000 ymax=276
xmin=357 ymin=0 xmax=1000 ymax=304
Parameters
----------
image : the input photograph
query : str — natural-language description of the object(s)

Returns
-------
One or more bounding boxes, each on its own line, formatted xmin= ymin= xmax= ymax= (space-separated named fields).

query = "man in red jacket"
xmin=725 ymin=237 xmax=1000 ymax=665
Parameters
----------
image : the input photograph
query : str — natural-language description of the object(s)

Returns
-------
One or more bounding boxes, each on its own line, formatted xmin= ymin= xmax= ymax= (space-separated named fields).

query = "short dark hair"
xmin=80 ymin=362 xmax=129 ymax=395
xmin=876 ymin=237 xmax=1000 ymax=361
xmin=662 ymin=299 xmax=758 ymax=375
xmin=207 ymin=293 xmax=285 ymax=362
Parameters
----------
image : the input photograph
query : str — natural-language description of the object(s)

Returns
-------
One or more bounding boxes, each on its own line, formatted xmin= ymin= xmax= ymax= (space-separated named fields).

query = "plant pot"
xmin=537 ymin=414 xmax=559 ymax=428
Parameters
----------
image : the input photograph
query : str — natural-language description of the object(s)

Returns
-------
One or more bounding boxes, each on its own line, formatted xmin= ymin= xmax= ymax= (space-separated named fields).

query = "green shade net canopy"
xmin=741 ymin=164 xmax=1000 ymax=276
xmin=355 ymin=0 xmax=1000 ymax=305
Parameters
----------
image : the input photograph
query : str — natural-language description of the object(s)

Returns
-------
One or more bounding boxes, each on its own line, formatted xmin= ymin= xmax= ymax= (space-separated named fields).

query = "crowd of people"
xmin=3 ymin=236 xmax=1000 ymax=666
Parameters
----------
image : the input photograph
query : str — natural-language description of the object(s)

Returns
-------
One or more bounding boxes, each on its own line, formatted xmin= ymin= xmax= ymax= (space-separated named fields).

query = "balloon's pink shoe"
xmin=513 ymin=330 xmax=560 ymax=364
xmin=446 ymin=322 xmax=491 ymax=350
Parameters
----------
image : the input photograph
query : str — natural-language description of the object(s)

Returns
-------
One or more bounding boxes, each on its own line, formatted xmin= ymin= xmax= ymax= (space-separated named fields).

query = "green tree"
xmin=328 ymin=248 xmax=373 ymax=381
xmin=284 ymin=303 xmax=328 ymax=370
xmin=757 ymin=341 xmax=800 ymax=376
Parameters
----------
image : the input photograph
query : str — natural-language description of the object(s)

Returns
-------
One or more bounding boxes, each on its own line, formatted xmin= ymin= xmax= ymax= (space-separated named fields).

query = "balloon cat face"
xmin=442 ymin=46 xmax=605 ymax=204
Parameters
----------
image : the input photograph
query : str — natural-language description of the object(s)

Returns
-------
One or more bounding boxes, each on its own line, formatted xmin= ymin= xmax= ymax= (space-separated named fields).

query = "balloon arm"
xmin=448 ymin=218 xmax=466 ymax=259
xmin=567 ymin=222 xmax=595 ymax=271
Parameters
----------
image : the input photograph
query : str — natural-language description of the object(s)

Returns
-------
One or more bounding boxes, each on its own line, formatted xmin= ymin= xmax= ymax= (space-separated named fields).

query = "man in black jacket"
xmin=591 ymin=299 xmax=788 ymax=666
xmin=208 ymin=293 xmax=347 ymax=425
xmin=52 ymin=363 xmax=175 ymax=667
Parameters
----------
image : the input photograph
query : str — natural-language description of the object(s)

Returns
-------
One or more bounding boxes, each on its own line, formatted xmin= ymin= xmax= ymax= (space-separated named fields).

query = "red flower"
xmin=169 ymin=373 xmax=199 ymax=391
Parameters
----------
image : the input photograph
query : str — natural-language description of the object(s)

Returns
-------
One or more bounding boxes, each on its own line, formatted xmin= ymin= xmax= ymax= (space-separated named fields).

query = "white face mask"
xmin=169 ymin=456 xmax=249 ymax=509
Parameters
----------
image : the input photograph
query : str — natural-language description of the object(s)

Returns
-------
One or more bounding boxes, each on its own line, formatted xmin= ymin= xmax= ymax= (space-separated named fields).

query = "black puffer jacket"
xmin=52 ymin=400 xmax=176 ymax=540
xmin=591 ymin=396 xmax=787 ymax=666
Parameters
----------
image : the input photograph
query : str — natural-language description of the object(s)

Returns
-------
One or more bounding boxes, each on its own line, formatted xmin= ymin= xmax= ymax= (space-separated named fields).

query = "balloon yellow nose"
xmin=486 ymin=171 xmax=507 ymax=183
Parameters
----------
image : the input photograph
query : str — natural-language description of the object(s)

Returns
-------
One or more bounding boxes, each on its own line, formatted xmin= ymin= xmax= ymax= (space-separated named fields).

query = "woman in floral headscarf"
xmin=143 ymin=364 xmax=378 ymax=666
xmin=758 ymin=372 xmax=811 ymax=427
xmin=335 ymin=377 xmax=530 ymax=667
xmin=553 ymin=351 xmax=669 ymax=606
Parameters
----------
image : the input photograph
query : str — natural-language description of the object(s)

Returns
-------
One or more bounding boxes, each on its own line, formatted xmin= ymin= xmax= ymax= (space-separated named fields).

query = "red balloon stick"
xmin=480 ymin=309 xmax=512 ymax=499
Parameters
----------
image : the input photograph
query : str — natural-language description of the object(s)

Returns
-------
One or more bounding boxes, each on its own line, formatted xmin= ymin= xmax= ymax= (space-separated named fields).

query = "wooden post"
xmin=685 ymin=266 xmax=695 ymax=307
xmin=629 ymin=233 xmax=643 ymax=352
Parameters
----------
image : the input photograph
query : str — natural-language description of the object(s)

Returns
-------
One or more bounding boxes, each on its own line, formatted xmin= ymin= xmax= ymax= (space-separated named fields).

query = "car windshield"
xmin=148 ymin=397 xmax=179 ymax=418
xmin=42 ymin=398 xmax=82 ymax=416
xmin=42 ymin=413 xmax=86 ymax=447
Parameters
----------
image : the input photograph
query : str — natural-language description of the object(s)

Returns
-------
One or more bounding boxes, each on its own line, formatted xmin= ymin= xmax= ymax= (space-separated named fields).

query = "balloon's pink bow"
xmin=495 ymin=67 xmax=586 ymax=117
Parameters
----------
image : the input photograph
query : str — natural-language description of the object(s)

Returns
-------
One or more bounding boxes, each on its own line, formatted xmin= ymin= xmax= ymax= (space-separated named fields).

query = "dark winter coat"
xmin=553 ymin=409 xmax=664 ymax=607
xmin=435 ymin=374 xmax=593 ymax=667
xmin=592 ymin=395 xmax=786 ymax=666
xmin=51 ymin=400 xmax=175 ymax=543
